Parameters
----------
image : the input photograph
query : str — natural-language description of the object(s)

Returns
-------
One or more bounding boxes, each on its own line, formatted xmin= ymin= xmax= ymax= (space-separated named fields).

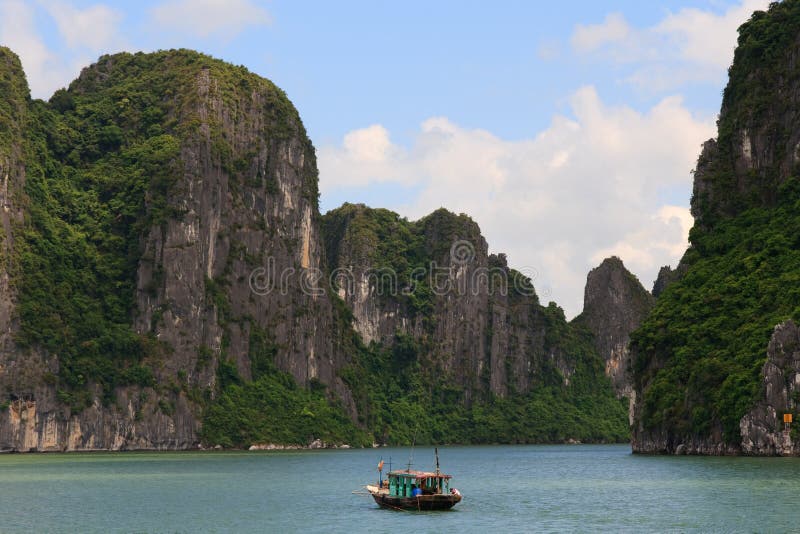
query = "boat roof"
xmin=388 ymin=470 xmax=452 ymax=479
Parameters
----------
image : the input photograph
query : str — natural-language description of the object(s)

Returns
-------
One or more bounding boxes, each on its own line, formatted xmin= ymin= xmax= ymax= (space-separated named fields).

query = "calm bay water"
xmin=1 ymin=444 xmax=798 ymax=532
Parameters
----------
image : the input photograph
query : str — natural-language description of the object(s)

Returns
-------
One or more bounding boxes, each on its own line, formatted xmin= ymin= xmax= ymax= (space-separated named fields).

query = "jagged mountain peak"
xmin=578 ymin=256 xmax=654 ymax=398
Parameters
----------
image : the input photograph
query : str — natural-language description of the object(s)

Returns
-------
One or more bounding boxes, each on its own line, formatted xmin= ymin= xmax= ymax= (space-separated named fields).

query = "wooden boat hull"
xmin=368 ymin=490 xmax=461 ymax=511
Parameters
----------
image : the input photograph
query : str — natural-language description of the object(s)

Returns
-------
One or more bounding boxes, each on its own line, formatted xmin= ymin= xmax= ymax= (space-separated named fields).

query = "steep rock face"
xmin=691 ymin=3 xmax=800 ymax=227
xmin=0 ymin=48 xmax=26 ymax=350
xmin=0 ymin=48 xmax=63 ymax=451
xmin=0 ymin=48 xmax=628 ymax=450
xmin=578 ymin=257 xmax=654 ymax=399
xmin=322 ymin=204 xmax=579 ymax=400
xmin=651 ymin=264 xmax=687 ymax=298
xmin=631 ymin=1 xmax=800 ymax=455
xmin=0 ymin=50 xmax=353 ymax=451
xmin=0 ymin=49 xmax=27 ymax=370
xmin=740 ymin=321 xmax=800 ymax=456
xmin=123 ymin=55 xmax=346 ymax=394
xmin=321 ymin=205 xmax=425 ymax=345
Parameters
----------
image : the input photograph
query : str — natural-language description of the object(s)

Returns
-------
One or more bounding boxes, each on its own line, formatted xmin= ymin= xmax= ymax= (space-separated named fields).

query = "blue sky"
xmin=0 ymin=0 xmax=771 ymax=316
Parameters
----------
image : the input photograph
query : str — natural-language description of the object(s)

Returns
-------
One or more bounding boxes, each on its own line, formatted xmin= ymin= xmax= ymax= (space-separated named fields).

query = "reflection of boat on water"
xmin=365 ymin=448 xmax=462 ymax=511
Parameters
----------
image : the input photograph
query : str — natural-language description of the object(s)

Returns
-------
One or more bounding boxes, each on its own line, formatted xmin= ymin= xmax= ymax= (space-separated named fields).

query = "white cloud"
xmin=536 ymin=38 xmax=561 ymax=61
xmin=623 ymin=64 xmax=721 ymax=93
xmin=318 ymin=124 xmax=413 ymax=188
xmin=571 ymin=0 xmax=771 ymax=91
xmin=40 ymin=0 xmax=123 ymax=52
xmin=150 ymin=0 xmax=271 ymax=38
xmin=343 ymin=125 xmax=393 ymax=163
xmin=571 ymin=13 xmax=631 ymax=53
xmin=656 ymin=0 xmax=770 ymax=69
xmin=591 ymin=205 xmax=695 ymax=280
xmin=319 ymin=87 xmax=715 ymax=317
xmin=0 ymin=0 xmax=68 ymax=97
xmin=0 ymin=0 xmax=125 ymax=98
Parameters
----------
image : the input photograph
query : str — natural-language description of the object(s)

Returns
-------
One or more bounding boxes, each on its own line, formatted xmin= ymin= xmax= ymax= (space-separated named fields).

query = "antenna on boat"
xmin=406 ymin=426 xmax=419 ymax=472
xmin=435 ymin=447 xmax=440 ymax=476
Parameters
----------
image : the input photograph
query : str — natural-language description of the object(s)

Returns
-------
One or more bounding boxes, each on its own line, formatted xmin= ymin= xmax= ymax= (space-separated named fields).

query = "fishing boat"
xmin=365 ymin=448 xmax=462 ymax=511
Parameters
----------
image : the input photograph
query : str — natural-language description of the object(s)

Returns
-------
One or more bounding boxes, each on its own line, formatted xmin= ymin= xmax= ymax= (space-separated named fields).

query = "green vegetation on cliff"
xmin=317 ymin=204 xmax=628 ymax=445
xmin=321 ymin=204 xmax=496 ymax=319
xmin=339 ymin=327 xmax=628 ymax=446
xmin=632 ymin=182 xmax=800 ymax=442
xmin=202 ymin=363 xmax=370 ymax=448
xmin=695 ymin=0 xmax=800 ymax=225
xmin=201 ymin=322 xmax=370 ymax=448
xmin=3 ymin=47 xmax=628 ymax=448
xmin=7 ymin=50 xmax=311 ymax=409
xmin=203 ymin=203 xmax=629 ymax=447
xmin=632 ymin=1 xmax=800 ymax=447
xmin=724 ymin=0 xmax=800 ymax=133
xmin=0 ymin=47 xmax=29 ymax=160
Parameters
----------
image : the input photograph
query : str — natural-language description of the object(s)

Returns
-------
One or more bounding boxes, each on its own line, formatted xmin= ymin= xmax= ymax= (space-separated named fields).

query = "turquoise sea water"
xmin=1 ymin=444 xmax=799 ymax=533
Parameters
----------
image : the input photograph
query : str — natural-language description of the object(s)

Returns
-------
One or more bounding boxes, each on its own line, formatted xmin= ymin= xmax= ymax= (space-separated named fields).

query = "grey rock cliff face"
xmin=322 ymin=206 xmax=425 ymax=346
xmin=131 ymin=64 xmax=349 ymax=398
xmin=323 ymin=204 xmax=577 ymax=401
xmin=0 ymin=51 xmax=355 ymax=451
xmin=579 ymin=257 xmax=654 ymax=399
xmin=691 ymin=23 xmax=800 ymax=227
xmin=740 ymin=321 xmax=800 ymax=456
xmin=0 ymin=49 xmax=26 ymax=369
xmin=651 ymin=263 xmax=687 ymax=298
xmin=129 ymin=64 xmax=350 ymax=446
xmin=0 ymin=49 xmax=65 ymax=452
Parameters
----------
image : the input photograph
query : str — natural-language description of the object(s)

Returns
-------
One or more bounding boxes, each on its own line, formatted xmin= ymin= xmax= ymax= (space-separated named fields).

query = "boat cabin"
xmin=387 ymin=470 xmax=452 ymax=497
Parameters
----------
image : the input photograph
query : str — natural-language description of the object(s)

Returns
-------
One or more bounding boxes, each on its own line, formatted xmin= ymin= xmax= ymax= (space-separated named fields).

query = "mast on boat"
xmin=435 ymin=446 xmax=441 ymax=493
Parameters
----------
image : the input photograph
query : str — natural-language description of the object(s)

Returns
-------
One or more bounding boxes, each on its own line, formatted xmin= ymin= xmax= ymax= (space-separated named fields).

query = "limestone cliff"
xmin=691 ymin=12 xmax=800 ymax=228
xmin=0 ymin=49 xmax=26 ymax=366
xmin=0 ymin=48 xmax=628 ymax=450
xmin=739 ymin=321 xmax=800 ymax=455
xmin=633 ymin=322 xmax=800 ymax=456
xmin=0 ymin=48 xmax=26 ymax=350
xmin=576 ymin=257 xmax=653 ymax=400
xmin=322 ymin=203 xmax=594 ymax=401
xmin=0 ymin=49 xmax=353 ymax=451
xmin=651 ymin=264 xmax=686 ymax=298
xmin=631 ymin=1 xmax=800 ymax=455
